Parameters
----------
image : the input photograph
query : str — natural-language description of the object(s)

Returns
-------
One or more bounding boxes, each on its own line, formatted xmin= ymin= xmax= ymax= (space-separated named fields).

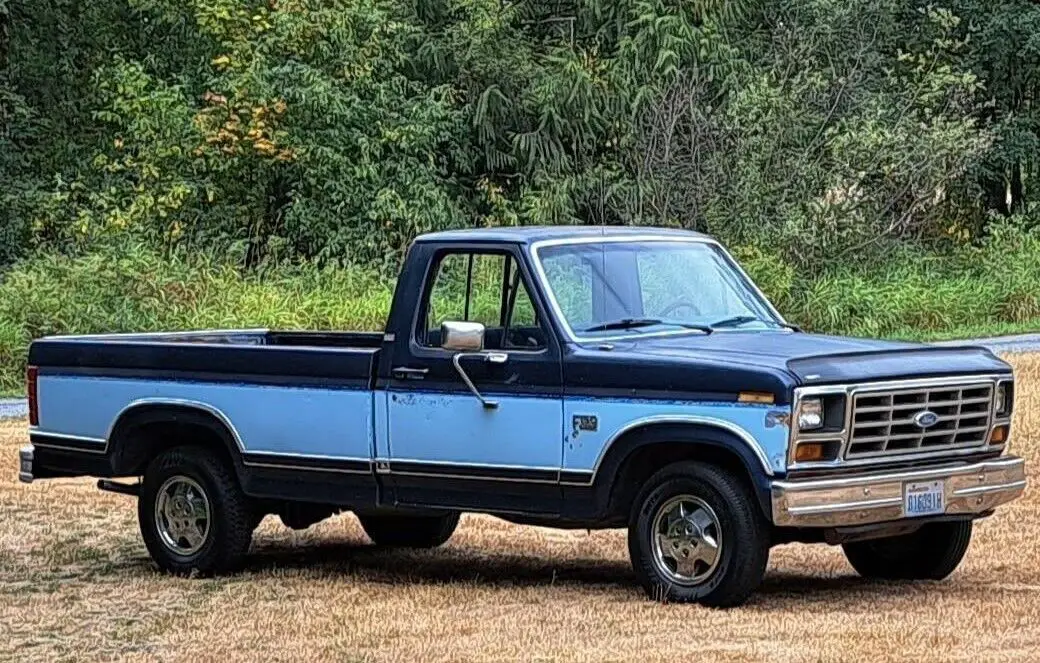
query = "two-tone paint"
xmin=24 ymin=226 xmax=1016 ymax=528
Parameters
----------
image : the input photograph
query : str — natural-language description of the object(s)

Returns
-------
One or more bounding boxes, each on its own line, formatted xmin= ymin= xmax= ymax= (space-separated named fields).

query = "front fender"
xmin=559 ymin=412 xmax=788 ymax=523
xmin=601 ymin=422 xmax=777 ymax=517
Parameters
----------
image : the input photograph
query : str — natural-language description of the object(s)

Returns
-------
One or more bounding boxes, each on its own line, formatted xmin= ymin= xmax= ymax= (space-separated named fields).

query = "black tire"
xmin=628 ymin=461 xmax=769 ymax=607
xmin=138 ymin=446 xmax=255 ymax=575
xmin=358 ymin=512 xmax=460 ymax=548
xmin=842 ymin=520 xmax=972 ymax=580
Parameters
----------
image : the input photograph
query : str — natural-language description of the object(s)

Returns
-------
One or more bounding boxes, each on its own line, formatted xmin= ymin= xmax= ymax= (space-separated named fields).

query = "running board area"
xmin=97 ymin=479 xmax=141 ymax=497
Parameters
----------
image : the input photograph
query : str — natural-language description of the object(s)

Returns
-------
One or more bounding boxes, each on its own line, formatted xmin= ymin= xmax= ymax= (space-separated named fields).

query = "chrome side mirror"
xmin=440 ymin=320 xmax=506 ymax=409
xmin=441 ymin=321 xmax=485 ymax=352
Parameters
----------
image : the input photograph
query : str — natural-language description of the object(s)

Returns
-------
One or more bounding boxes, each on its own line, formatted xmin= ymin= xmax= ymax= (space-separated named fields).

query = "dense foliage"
xmin=3 ymin=0 xmax=1039 ymax=270
xmin=4 ymin=222 xmax=1040 ymax=392
xmin=2 ymin=0 xmax=1040 ymax=390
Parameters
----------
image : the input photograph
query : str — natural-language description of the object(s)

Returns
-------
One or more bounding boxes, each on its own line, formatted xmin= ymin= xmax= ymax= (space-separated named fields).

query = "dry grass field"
xmin=4 ymin=355 xmax=1040 ymax=662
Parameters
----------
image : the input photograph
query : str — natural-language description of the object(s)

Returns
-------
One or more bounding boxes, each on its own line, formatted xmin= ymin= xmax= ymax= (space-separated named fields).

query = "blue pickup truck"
xmin=19 ymin=227 xmax=1026 ymax=606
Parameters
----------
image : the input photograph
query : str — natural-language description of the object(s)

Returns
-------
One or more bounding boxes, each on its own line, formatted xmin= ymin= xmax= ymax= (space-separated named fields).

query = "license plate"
xmin=903 ymin=480 xmax=945 ymax=517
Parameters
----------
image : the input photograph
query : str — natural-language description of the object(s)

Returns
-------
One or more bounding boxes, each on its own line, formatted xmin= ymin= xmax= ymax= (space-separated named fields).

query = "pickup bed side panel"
xmin=36 ymin=375 xmax=375 ymax=465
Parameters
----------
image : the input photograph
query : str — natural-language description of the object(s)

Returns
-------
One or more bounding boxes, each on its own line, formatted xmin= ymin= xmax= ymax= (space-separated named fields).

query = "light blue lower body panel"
xmin=564 ymin=398 xmax=790 ymax=476
xmin=36 ymin=375 xmax=374 ymax=461
xmin=386 ymin=391 xmax=563 ymax=468
xmin=35 ymin=375 xmax=788 ymax=478
xmin=384 ymin=392 xmax=788 ymax=476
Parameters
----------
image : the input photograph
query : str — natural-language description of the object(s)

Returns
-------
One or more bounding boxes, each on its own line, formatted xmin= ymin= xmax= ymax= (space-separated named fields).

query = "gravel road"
xmin=0 ymin=399 xmax=26 ymax=420
xmin=933 ymin=332 xmax=1040 ymax=355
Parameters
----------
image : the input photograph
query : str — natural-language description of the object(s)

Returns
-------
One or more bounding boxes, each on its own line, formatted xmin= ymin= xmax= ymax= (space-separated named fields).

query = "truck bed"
xmin=29 ymin=329 xmax=383 ymax=387
xmin=28 ymin=328 xmax=382 ymax=493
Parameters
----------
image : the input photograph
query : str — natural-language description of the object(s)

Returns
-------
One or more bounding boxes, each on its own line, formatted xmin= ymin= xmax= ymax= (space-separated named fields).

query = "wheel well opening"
xmin=608 ymin=439 xmax=760 ymax=522
xmin=111 ymin=411 xmax=238 ymax=477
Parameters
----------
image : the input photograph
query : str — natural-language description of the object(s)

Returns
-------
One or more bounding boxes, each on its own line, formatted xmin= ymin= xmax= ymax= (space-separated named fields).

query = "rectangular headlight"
xmin=789 ymin=390 xmax=848 ymax=466
xmin=996 ymin=380 xmax=1014 ymax=418
xmin=797 ymin=398 xmax=823 ymax=430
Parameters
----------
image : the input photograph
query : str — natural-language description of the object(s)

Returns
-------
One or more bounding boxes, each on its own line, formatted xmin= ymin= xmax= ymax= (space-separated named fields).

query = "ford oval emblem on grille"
xmin=913 ymin=410 xmax=940 ymax=429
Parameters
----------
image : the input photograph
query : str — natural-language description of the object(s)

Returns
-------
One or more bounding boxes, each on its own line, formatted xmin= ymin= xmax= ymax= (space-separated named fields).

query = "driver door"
xmin=384 ymin=247 xmax=564 ymax=514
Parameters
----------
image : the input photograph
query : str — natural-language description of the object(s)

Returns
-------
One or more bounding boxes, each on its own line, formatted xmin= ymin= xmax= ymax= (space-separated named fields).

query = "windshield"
xmin=534 ymin=240 xmax=782 ymax=338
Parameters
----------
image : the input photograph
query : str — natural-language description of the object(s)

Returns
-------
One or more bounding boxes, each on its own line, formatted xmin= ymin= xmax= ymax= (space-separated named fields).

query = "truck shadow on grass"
xmin=244 ymin=540 xmax=636 ymax=590
xmin=234 ymin=538 xmax=897 ymax=605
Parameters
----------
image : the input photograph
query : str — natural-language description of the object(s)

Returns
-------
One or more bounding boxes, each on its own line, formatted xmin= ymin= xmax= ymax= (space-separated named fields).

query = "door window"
xmin=421 ymin=251 xmax=545 ymax=350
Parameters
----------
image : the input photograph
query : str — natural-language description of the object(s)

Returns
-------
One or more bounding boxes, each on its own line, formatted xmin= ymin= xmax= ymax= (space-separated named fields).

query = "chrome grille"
xmin=846 ymin=382 xmax=994 ymax=459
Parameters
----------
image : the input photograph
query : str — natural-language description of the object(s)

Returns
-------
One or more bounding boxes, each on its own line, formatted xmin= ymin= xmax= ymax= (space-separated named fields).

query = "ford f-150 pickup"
xmin=19 ymin=227 xmax=1026 ymax=607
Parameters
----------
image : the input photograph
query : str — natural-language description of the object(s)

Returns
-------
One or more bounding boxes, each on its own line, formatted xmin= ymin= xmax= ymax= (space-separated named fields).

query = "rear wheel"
xmin=628 ymin=461 xmax=769 ymax=607
xmin=139 ymin=446 xmax=255 ymax=575
xmin=358 ymin=512 xmax=460 ymax=548
xmin=842 ymin=520 xmax=972 ymax=580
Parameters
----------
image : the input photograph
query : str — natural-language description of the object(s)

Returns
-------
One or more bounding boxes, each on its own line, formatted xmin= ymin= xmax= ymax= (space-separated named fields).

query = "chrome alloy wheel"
xmin=650 ymin=495 xmax=722 ymax=586
xmin=154 ymin=475 xmax=212 ymax=556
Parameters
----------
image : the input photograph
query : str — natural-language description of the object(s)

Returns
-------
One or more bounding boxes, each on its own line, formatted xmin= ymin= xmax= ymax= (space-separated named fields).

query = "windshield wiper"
xmin=709 ymin=315 xmax=761 ymax=329
xmin=709 ymin=315 xmax=801 ymax=331
xmin=582 ymin=318 xmax=712 ymax=334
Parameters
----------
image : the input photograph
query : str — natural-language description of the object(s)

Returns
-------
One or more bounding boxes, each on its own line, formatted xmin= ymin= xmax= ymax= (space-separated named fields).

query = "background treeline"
xmin=1 ymin=0 xmax=1040 ymax=390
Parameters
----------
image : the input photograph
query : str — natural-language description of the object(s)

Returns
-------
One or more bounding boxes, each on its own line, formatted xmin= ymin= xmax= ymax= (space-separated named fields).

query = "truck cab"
xmin=20 ymin=227 xmax=1026 ymax=607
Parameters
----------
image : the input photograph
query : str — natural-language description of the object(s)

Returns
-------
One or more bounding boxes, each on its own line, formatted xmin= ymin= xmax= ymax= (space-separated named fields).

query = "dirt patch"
xmin=3 ymin=354 xmax=1040 ymax=662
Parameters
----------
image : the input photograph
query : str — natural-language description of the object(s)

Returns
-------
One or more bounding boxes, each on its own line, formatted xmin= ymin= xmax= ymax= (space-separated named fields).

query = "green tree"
xmin=947 ymin=0 xmax=1040 ymax=219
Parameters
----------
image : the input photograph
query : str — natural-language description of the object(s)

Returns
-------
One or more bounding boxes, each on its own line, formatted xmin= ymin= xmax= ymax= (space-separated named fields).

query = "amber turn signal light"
xmin=794 ymin=443 xmax=827 ymax=463
xmin=738 ymin=391 xmax=775 ymax=404
xmin=990 ymin=425 xmax=1009 ymax=445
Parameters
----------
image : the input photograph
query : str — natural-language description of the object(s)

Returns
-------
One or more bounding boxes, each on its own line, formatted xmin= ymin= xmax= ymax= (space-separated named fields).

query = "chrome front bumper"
xmin=18 ymin=445 xmax=33 ymax=483
xmin=771 ymin=456 xmax=1026 ymax=528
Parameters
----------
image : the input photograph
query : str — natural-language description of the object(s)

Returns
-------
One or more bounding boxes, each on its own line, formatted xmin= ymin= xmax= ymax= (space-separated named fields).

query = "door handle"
xmin=392 ymin=366 xmax=429 ymax=380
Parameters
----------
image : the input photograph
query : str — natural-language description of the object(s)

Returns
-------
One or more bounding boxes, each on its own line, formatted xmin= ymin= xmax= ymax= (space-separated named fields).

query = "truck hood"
xmin=572 ymin=331 xmax=1010 ymax=397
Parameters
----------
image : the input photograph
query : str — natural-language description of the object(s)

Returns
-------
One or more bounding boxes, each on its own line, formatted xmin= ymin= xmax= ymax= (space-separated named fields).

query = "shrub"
xmin=0 ymin=245 xmax=394 ymax=393
xmin=781 ymin=220 xmax=1040 ymax=339
xmin=3 ymin=221 xmax=1040 ymax=394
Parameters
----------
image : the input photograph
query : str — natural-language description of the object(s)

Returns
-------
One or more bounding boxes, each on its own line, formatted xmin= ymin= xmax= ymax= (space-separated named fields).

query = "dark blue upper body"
xmin=569 ymin=331 xmax=1010 ymax=404
xmin=408 ymin=227 xmax=1012 ymax=402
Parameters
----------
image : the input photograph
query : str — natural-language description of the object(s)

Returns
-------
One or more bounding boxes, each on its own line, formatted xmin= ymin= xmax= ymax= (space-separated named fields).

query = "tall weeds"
xmin=3 ymin=226 xmax=1040 ymax=394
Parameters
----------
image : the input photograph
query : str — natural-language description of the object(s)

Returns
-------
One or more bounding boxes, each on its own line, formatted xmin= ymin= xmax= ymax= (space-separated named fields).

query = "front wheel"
xmin=358 ymin=512 xmax=460 ymax=548
xmin=139 ymin=446 xmax=256 ymax=575
xmin=628 ymin=461 xmax=769 ymax=607
xmin=842 ymin=521 xmax=972 ymax=580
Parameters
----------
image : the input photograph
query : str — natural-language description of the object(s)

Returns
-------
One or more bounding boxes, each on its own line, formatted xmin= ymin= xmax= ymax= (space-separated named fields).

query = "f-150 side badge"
xmin=572 ymin=414 xmax=598 ymax=436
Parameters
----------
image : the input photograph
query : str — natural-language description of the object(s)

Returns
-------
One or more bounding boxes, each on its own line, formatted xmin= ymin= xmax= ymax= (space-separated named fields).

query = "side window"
xmin=425 ymin=253 xmax=469 ymax=333
xmin=502 ymin=261 xmax=543 ymax=350
xmin=510 ymin=282 xmax=538 ymax=327
xmin=421 ymin=251 xmax=545 ymax=350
